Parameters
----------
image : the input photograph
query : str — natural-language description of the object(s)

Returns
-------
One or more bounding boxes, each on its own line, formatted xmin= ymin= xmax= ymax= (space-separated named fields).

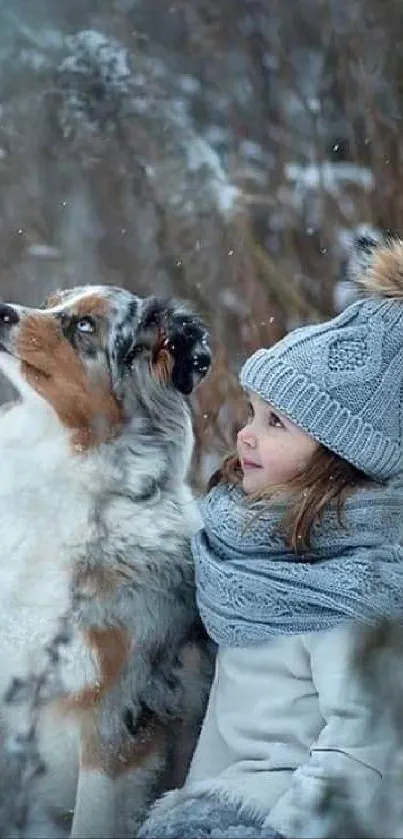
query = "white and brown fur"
xmin=0 ymin=285 xmax=212 ymax=838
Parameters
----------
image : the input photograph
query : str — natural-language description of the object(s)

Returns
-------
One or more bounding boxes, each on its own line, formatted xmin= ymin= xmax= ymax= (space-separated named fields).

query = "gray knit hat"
xmin=240 ymin=241 xmax=403 ymax=482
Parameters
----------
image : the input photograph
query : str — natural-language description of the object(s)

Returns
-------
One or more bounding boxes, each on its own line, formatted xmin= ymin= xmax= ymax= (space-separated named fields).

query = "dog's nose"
xmin=0 ymin=304 xmax=19 ymax=326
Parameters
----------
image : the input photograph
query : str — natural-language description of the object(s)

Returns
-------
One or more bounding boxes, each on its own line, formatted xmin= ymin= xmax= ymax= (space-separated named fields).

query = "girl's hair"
xmin=208 ymin=445 xmax=374 ymax=552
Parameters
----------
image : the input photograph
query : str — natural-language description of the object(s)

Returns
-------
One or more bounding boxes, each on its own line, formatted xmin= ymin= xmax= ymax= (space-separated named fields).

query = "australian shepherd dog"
xmin=0 ymin=286 xmax=212 ymax=838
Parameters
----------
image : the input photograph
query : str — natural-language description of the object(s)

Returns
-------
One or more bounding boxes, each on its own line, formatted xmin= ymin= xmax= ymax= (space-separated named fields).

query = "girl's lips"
xmin=242 ymin=458 xmax=262 ymax=469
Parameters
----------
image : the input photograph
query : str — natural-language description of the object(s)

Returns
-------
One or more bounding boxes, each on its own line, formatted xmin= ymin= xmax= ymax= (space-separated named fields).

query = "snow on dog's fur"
xmin=0 ymin=285 xmax=212 ymax=838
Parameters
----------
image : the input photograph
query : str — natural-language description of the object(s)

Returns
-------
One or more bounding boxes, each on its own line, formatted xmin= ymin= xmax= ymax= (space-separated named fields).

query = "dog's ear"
xmin=127 ymin=298 xmax=211 ymax=395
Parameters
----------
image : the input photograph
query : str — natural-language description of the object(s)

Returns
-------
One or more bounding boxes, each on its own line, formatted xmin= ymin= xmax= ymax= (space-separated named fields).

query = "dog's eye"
xmin=76 ymin=316 xmax=96 ymax=335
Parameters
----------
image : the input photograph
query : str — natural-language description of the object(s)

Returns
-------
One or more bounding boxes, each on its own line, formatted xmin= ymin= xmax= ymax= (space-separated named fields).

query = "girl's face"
xmin=237 ymin=392 xmax=318 ymax=495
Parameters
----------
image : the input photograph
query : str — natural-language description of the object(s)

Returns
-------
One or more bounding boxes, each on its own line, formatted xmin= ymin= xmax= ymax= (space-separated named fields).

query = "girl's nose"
xmin=238 ymin=426 xmax=257 ymax=448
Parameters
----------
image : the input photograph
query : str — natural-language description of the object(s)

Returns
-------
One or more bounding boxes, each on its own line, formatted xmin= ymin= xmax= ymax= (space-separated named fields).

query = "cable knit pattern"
xmin=240 ymin=298 xmax=403 ymax=481
xmin=192 ymin=482 xmax=403 ymax=645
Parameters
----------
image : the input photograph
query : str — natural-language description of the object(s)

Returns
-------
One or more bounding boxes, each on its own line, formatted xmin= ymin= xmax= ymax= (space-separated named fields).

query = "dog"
xmin=0 ymin=285 xmax=212 ymax=838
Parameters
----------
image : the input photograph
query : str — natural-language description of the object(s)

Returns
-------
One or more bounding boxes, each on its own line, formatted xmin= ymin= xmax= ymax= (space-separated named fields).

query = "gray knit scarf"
xmin=192 ymin=481 xmax=403 ymax=646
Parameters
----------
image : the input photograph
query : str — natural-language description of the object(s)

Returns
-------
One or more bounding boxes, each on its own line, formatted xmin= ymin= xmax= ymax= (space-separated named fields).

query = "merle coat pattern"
xmin=0 ymin=286 xmax=212 ymax=838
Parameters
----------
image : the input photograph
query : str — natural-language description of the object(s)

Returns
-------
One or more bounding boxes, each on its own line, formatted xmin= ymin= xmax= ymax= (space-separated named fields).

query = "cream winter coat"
xmin=182 ymin=622 xmax=395 ymax=837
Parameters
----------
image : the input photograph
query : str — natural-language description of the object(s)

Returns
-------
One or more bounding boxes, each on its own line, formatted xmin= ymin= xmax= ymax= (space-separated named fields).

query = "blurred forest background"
xmin=2 ymin=4 xmax=403 ymax=837
xmin=0 ymin=0 xmax=401 ymax=485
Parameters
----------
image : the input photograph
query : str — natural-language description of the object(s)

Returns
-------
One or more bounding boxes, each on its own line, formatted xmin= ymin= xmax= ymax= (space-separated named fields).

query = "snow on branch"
xmin=285 ymin=161 xmax=375 ymax=196
xmin=57 ymin=29 xmax=241 ymax=220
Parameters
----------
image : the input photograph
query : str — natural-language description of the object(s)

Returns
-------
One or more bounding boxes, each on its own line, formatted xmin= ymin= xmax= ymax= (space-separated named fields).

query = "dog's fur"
xmin=0 ymin=286 xmax=212 ymax=838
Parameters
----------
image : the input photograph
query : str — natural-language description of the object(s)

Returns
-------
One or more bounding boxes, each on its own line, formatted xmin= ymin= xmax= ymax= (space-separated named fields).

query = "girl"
xmin=139 ymin=239 xmax=403 ymax=838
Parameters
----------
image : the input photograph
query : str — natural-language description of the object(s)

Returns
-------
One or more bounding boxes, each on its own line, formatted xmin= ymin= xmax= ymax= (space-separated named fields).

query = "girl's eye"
xmin=246 ymin=401 xmax=254 ymax=419
xmin=76 ymin=316 xmax=96 ymax=335
xmin=268 ymin=411 xmax=284 ymax=428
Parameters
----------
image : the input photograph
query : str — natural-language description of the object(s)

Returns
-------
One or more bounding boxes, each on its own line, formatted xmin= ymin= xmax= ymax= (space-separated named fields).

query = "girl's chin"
xmin=242 ymin=474 xmax=265 ymax=494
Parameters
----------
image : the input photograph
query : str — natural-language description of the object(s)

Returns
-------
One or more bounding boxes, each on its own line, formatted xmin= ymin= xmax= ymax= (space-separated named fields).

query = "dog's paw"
xmin=163 ymin=311 xmax=211 ymax=395
xmin=136 ymin=298 xmax=211 ymax=395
